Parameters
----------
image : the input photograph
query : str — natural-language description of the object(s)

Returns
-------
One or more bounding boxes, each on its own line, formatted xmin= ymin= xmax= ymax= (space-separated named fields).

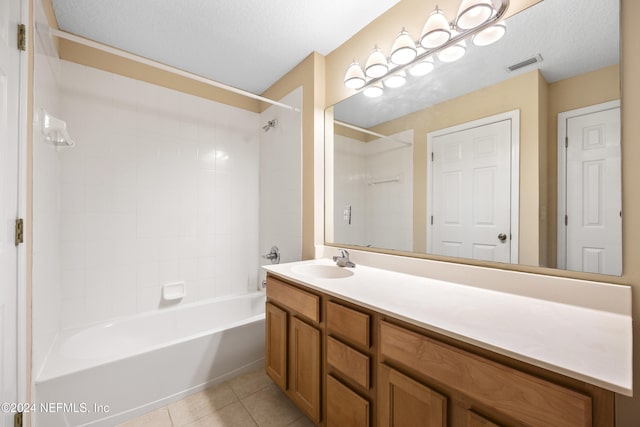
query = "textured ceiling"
xmin=50 ymin=0 xmax=401 ymax=94
xmin=335 ymin=0 xmax=620 ymax=128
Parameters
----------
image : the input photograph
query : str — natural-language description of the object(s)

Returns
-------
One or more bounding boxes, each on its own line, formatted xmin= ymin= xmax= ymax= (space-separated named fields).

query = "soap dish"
xmin=162 ymin=282 xmax=186 ymax=301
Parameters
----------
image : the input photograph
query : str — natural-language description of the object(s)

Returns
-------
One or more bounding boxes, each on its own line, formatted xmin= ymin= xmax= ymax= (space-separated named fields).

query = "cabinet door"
xmin=467 ymin=411 xmax=501 ymax=427
xmin=290 ymin=316 xmax=322 ymax=423
xmin=379 ymin=364 xmax=447 ymax=427
xmin=266 ymin=302 xmax=288 ymax=389
xmin=327 ymin=375 xmax=370 ymax=427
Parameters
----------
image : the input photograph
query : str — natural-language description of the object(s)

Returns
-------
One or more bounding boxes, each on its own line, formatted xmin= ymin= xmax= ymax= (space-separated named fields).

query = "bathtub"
xmin=35 ymin=292 xmax=266 ymax=427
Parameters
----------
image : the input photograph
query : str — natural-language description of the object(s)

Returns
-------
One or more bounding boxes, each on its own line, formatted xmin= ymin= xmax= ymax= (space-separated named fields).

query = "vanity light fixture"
xmin=472 ymin=23 xmax=506 ymax=46
xmin=420 ymin=8 xmax=451 ymax=49
xmin=343 ymin=0 xmax=509 ymax=97
xmin=384 ymin=70 xmax=407 ymax=88
xmin=438 ymin=35 xmax=466 ymax=62
xmin=456 ymin=0 xmax=494 ymax=30
xmin=364 ymin=82 xmax=384 ymax=98
xmin=409 ymin=58 xmax=435 ymax=76
xmin=390 ymin=28 xmax=418 ymax=65
xmin=365 ymin=46 xmax=389 ymax=78
xmin=344 ymin=60 xmax=366 ymax=89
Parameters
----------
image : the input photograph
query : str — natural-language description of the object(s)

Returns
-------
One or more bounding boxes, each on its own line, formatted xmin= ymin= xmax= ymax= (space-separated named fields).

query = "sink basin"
xmin=291 ymin=264 xmax=354 ymax=279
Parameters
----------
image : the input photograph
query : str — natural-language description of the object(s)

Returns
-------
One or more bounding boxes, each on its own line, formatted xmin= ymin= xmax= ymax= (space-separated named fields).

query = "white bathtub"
xmin=35 ymin=292 xmax=266 ymax=427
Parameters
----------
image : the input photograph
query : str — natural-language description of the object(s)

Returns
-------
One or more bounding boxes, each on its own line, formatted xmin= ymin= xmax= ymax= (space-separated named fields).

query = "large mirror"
xmin=325 ymin=0 xmax=622 ymax=275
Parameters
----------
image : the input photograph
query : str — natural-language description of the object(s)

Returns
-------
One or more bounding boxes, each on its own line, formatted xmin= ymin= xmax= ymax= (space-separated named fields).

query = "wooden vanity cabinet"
xmin=378 ymin=319 xmax=614 ymax=427
xmin=266 ymin=274 xmax=615 ymax=427
xmin=266 ymin=276 xmax=322 ymax=424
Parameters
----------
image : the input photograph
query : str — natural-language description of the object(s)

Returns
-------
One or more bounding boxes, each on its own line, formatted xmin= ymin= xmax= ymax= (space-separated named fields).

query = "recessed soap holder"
xmin=162 ymin=282 xmax=186 ymax=301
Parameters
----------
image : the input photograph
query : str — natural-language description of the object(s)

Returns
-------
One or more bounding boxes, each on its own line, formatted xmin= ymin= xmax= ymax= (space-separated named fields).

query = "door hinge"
xmin=430 ymin=215 xmax=434 ymax=225
xmin=431 ymin=152 xmax=434 ymax=162
xmin=17 ymin=24 xmax=26 ymax=51
xmin=565 ymin=214 xmax=568 ymax=226
xmin=15 ymin=218 xmax=24 ymax=246
xmin=14 ymin=412 xmax=23 ymax=427
xmin=565 ymin=136 xmax=568 ymax=148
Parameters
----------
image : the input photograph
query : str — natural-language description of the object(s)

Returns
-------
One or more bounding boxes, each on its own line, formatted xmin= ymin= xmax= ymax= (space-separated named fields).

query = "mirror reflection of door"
xmin=558 ymin=101 xmax=621 ymax=275
xmin=427 ymin=111 xmax=519 ymax=263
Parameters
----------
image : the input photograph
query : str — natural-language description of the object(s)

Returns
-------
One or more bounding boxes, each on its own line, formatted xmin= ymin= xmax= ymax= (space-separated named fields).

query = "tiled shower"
xmin=32 ymin=2 xmax=302 ymax=394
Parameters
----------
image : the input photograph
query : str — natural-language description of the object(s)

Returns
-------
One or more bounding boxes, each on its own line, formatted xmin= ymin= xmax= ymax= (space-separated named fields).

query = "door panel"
xmin=265 ymin=302 xmax=288 ymax=389
xmin=290 ymin=316 xmax=321 ymax=423
xmin=431 ymin=119 xmax=512 ymax=263
xmin=565 ymin=106 xmax=621 ymax=275
xmin=379 ymin=364 xmax=447 ymax=427
xmin=0 ymin=0 xmax=21 ymax=424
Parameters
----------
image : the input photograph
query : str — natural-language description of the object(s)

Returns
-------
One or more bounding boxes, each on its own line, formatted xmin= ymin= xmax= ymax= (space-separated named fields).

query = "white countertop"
xmin=263 ymin=256 xmax=633 ymax=396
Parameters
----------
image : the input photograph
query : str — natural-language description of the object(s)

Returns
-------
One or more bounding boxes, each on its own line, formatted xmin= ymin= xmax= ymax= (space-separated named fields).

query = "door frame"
xmin=18 ymin=0 xmax=28 ymax=405
xmin=426 ymin=109 xmax=520 ymax=263
xmin=556 ymin=99 xmax=621 ymax=270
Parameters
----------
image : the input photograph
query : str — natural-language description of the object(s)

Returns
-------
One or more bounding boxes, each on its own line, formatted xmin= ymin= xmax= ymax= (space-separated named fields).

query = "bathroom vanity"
xmin=263 ymin=256 xmax=632 ymax=427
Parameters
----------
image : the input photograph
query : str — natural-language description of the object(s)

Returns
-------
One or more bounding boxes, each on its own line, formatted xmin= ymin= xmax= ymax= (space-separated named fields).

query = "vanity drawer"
xmin=327 ymin=336 xmax=370 ymax=389
xmin=267 ymin=276 xmax=320 ymax=323
xmin=379 ymin=321 xmax=592 ymax=427
xmin=327 ymin=301 xmax=370 ymax=348
xmin=327 ymin=375 xmax=370 ymax=427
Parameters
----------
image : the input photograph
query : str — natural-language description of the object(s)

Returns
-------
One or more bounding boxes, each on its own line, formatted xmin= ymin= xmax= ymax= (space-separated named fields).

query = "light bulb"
xmin=384 ymin=71 xmax=407 ymax=89
xmin=363 ymin=82 xmax=384 ymax=98
xmin=438 ymin=40 xmax=466 ymax=63
xmin=409 ymin=59 xmax=435 ymax=76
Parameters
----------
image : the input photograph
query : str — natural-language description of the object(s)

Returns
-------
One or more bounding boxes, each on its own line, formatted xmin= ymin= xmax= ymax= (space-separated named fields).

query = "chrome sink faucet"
xmin=333 ymin=249 xmax=355 ymax=268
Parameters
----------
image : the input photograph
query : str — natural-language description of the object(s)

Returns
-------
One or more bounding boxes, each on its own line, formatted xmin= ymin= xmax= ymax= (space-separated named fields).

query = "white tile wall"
xmin=56 ymin=61 xmax=261 ymax=328
xmin=333 ymin=130 xmax=413 ymax=251
xmin=333 ymin=134 xmax=367 ymax=246
xmin=258 ymin=88 xmax=303 ymax=282
xmin=32 ymin=2 xmax=63 ymax=377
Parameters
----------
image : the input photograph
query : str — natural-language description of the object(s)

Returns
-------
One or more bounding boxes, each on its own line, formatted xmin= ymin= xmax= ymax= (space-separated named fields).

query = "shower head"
xmin=262 ymin=119 xmax=278 ymax=132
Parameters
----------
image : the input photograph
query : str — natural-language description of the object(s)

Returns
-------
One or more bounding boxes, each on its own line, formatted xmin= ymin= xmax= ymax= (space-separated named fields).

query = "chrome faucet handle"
xmin=333 ymin=249 xmax=355 ymax=268
xmin=262 ymin=246 xmax=280 ymax=264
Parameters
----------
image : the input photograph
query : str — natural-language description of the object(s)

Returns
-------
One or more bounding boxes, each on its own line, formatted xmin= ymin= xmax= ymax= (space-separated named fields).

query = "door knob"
xmin=498 ymin=233 xmax=507 ymax=242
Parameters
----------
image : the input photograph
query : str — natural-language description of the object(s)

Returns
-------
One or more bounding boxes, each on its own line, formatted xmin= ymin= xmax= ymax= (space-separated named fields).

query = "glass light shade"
xmin=438 ymin=40 xmax=466 ymax=62
xmin=344 ymin=61 xmax=366 ymax=89
xmin=365 ymin=47 xmax=389 ymax=78
xmin=409 ymin=59 xmax=435 ymax=76
xmin=390 ymin=29 xmax=417 ymax=65
xmin=456 ymin=0 xmax=494 ymax=30
xmin=420 ymin=8 xmax=451 ymax=49
xmin=472 ymin=23 xmax=506 ymax=46
xmin=384 ymin=71 xmax=407 ymax=88
xmin=363 ymin=82 xmax=384 ymax=98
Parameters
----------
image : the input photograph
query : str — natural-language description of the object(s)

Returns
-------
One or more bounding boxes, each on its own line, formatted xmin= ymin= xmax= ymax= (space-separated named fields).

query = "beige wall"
xmin=615 ymin=1 xmax=640 ymax=421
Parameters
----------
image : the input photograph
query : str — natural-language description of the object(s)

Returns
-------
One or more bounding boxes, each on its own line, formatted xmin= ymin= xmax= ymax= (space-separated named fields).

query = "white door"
xmin=0 ymin=0 xmax=22 ymax=424
xmin=561 ymin=103 xmax=621 ymax=275
xmin=429 ymin=118 xmax=513 ymax=262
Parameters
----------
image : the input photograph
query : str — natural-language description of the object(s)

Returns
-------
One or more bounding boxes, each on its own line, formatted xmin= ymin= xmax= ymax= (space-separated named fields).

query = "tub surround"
xmin=263 ymin=251 xmax=632 ymax=397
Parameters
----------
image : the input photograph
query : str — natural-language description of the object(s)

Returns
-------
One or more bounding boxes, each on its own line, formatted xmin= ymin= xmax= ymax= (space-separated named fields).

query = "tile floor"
xmin=119 ymin=368 xmax=314 ymax=427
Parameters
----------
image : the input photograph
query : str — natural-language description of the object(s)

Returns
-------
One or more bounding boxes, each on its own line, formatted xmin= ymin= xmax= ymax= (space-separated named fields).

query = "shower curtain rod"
xmin=49 ymin=28 xmax=300 ymax=112
xmin=334 ymin=120 xmax=413 ymax=146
